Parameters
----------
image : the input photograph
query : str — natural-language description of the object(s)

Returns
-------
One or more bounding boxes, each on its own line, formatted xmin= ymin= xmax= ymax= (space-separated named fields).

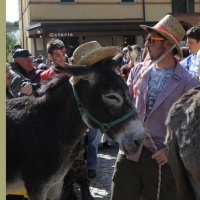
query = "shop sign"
xmin=49 ymin=32 xmax=73 ymax=37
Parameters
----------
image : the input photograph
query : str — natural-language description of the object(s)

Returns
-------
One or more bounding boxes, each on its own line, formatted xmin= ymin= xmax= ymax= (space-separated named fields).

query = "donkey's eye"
xmin=103 ymin=93 xmax=123 ymax=109
xmin=107 ymin=95 xmax=117 ymax=99
xmin=105 ymin=95 xmax=120 ymax=102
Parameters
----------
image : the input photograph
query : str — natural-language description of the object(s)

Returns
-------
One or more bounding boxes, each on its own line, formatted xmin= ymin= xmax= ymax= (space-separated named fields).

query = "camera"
xmin=21 ymin=78 xmax=40 ymax=91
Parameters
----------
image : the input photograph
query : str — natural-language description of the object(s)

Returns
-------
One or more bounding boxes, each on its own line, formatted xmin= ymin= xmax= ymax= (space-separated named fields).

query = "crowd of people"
xmin=6 ymin=14 xmax=200 ymax=200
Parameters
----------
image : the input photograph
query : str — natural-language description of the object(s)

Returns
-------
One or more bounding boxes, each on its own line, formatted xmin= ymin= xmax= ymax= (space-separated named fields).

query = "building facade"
xmin=18 ymin=0 xmax=200 ymax=58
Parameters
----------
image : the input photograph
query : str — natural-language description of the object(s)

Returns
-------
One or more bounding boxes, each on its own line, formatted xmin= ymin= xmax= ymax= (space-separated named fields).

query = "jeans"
xmin=83 ymin=128 xmax=99 ymax=170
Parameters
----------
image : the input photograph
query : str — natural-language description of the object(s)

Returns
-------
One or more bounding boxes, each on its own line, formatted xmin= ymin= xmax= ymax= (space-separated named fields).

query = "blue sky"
xmin=6 ymin=0 xmax=19 ymax=22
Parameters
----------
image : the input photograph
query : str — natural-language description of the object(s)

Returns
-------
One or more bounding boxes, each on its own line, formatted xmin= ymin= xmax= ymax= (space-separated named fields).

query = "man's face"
xmin=16 ymin=57 xmax=34 ymax=72
xmin=144 ymin=31 xmax=166 ymax=61
xmin=186 ymin=37 xmax=200 ymax=54
xmin=48 ymin=48 xmax=66 ymax=67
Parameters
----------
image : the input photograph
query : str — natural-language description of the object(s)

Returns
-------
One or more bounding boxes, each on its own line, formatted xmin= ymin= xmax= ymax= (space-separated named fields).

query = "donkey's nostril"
xmin=133 ymin=139 xmax=139 ymax=147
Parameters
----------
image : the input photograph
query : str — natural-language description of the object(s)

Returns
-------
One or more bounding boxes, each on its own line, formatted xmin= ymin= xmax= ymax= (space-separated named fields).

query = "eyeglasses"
xmin=53 ymin=48 xmax=67 ymax=55
xmin=146 ymin=37 xmax=166 ymax=45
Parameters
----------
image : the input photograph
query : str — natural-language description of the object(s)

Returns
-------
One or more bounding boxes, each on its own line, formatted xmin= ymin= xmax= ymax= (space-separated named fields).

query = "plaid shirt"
xmin=180 ymin=54 xmax=198 ymax=77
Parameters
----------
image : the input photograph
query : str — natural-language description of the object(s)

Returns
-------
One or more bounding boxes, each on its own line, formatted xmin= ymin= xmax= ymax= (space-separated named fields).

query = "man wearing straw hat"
xmin=111 ymin=14 xmax=199 ymax=200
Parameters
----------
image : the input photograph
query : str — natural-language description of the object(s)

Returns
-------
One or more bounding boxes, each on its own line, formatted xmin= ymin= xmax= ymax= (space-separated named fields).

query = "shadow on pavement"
xmin=74 ymin=142 xmax=119 ymax=200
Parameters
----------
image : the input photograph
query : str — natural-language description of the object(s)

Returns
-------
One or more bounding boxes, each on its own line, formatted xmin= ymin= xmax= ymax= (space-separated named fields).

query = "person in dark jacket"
xmin=6 ymin=63 xmax=33 ymax=99
xmin=10 ymin=49 xmax=35 ymax=96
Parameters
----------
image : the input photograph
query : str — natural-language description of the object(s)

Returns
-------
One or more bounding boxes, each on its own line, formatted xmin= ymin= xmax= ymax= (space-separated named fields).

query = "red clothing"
xmin=40 ymin=66 xmax=63 ymax=81
xmin=121 ymin=61 xmax=134 ymax=81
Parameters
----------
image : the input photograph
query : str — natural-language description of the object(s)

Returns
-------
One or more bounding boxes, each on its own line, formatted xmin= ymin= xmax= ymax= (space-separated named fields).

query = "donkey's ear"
xmin=106 ymin=52 xmax=124 ymax=70
xmin=55 ymin=65 xmax=96 ymax=81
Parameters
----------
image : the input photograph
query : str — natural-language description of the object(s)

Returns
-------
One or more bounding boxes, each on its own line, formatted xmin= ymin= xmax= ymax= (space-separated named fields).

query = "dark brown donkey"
xmin=6 ymin=53 xmax=145 ymax=200
xmin=165 ymin=85 xmax=200 ymax=200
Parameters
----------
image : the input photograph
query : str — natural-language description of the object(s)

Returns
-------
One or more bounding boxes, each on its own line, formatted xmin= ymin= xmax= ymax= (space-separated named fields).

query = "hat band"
xmin=154 ymin=24 xmax=180 ymax=43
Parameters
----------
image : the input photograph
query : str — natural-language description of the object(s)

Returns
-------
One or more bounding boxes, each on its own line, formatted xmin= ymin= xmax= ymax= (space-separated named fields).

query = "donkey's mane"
xmin=40 ymin=75 xmax=70 ymax=94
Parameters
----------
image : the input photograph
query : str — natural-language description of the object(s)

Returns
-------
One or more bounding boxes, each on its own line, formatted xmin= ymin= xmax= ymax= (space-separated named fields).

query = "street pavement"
xmin=74 ymin=142 xmax=119 ymax=200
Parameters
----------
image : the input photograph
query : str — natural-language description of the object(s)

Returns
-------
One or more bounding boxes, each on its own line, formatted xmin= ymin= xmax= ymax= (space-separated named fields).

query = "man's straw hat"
xmin=140 ymin=14 xmax=185 ymax=57
xmin=72 ymin=41 xmax=121 ymax=65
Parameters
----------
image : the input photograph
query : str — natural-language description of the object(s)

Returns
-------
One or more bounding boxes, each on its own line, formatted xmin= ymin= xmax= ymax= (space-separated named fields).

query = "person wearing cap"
xmin=27 ymin=58 xmax=45 ymax=85
xmin=10 ymin=49 xmax=35 ymax=96
xmin=13 ymin=43 xmax=22 ymax=52
xmin=111 ymin=15 xmax=199 ymax=200
xmin=33 ymin=58 xmax=43 ymax=68
xmin=180 ymin=25 xmax=200 ymax=79
xmin=6 ymin=63 xmax=33 ymax=99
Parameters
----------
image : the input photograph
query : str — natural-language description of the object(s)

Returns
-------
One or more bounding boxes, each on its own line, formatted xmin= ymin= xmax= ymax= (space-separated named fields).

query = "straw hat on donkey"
xmin=69 ymin=41 xmax=121 ymax=84
xmin=72 ymin=41 xmax=121 ymax=65
xmin=140 ymin=14 xmax=185 ymax=58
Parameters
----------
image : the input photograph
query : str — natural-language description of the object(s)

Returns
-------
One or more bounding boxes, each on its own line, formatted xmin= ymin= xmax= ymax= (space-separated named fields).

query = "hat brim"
xmin=77 ymin=46 xmax=121 ymax=65
xmin=13 ymin=55 xmax=35 ymax=58
xmin=140 ymin=25 xmax=183 ymax=58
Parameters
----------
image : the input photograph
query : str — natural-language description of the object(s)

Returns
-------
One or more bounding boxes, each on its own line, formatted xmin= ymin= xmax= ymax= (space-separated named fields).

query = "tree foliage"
xmin=6 ymin=33 xmax=18 ymax=62
xmin=6 ymin=21 xmax=19 ymax=63
xmin=6 ymin=21 xmax=19 ymax=33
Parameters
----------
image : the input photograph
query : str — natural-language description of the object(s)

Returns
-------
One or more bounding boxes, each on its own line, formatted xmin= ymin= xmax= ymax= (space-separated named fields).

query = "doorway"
xmin=61 ymin=37 xmax=79 ymax=58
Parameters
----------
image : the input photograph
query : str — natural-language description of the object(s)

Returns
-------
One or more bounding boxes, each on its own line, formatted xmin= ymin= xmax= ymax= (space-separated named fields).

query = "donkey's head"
xmin=56 ymin=53 xmax=145 ymax=155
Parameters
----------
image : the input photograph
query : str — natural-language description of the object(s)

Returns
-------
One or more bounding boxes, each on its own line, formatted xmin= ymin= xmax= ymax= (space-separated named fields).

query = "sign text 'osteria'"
xmin=49 ymin=33 xmax=73 ymax=37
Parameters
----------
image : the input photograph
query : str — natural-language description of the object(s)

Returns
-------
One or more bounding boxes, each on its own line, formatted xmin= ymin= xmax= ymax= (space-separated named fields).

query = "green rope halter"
xmin=71 ymin=82 xmax=137 ymax=133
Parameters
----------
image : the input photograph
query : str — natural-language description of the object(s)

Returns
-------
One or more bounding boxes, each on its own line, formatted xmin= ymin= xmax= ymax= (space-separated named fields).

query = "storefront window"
xmin=172 ymin=0 xmax=194 ymax=13
xmin=122 ymin=0 xmax=134 ymax=2
xmin=60 ymin=0 xmax=74 ymax=2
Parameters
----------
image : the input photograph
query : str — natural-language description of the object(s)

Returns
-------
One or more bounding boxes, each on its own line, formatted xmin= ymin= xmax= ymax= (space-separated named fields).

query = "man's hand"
xmin=152 ymin=148 xmax=168 ymax=165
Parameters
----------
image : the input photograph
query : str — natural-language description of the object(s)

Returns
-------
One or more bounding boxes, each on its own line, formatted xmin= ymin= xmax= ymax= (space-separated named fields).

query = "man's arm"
xmin=10 ymin=74 xmax=23 ymax=96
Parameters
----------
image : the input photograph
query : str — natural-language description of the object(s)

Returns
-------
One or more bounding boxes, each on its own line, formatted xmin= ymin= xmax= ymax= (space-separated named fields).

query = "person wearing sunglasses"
xmin=180 ymin=25 xmax=200 ymax=79
xmin=111 ymin=15 xmax=199 ymax=200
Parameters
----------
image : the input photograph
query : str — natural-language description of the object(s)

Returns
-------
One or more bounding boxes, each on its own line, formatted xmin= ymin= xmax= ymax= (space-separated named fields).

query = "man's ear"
xmin=48 ymin=53 xmax=53 ymax=60
xmin=15 ymin=57 xmax=20 ymax=63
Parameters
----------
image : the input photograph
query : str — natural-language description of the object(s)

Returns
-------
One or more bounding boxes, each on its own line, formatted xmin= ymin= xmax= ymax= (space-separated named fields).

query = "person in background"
xmin=10 ymin=49 xmax=35 ymax=96
xmin=13 ymin=44 xmax=22 ymax=52
xmin=40 ymin=39 xmax=67 ymax=81
xmin=111 ymin=14 xmax=199 ymax=200
xmin=27 ymin=57 xmax=46 ymax=85
xmin=38 ymin=63 xmax=48 ymax=71
xmin=83 ymin=129 xmax=99 ymax=178
xmin=180 ymin=25 xmax=200 ymax=78
xmin=38 ymin=54 xmax=45 ymax=63
xmin=33 ymin=58 xmax=43 ymax=68
xmin=121 ymin=45 xmax=142 ymax=82
xmin=46 ymin=58 xmax=53 ymax=68
xmin=6 ymin=63 xmax=33 ymax=99
xmin=121 ymin=47 xmax=129 ymax=66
